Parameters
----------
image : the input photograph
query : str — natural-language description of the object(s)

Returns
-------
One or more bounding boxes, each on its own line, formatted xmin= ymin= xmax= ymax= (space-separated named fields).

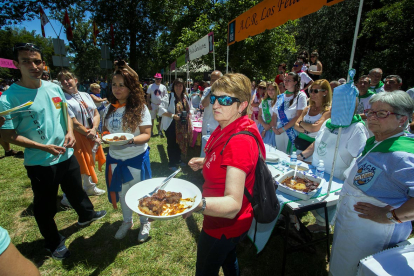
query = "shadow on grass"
xmin=62 ymin=221 xmax=142 ymax=274
xmin=15 ymin=223 xmax=83 ymax=267
xmin=185 ymin=214 xmax=201 ymax=243
xmin=156 ymin=144 xmax=168 ymax=164
xmin=20 ymin=197 xmax=69 ymax=217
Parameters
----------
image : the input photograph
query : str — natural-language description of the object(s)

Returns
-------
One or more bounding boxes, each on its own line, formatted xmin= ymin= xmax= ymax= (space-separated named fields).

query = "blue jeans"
xmin=196 ymin=229 xmax=247 ymax=276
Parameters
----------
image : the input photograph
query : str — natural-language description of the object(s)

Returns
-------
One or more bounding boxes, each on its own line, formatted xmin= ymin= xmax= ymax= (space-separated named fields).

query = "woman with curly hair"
xmin=103 ymin=68 xmax=152 ymax=241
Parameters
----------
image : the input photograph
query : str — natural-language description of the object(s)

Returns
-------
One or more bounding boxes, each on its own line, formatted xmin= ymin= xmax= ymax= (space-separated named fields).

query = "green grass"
xmin=1 ymin=130 xmax=334 ymax=276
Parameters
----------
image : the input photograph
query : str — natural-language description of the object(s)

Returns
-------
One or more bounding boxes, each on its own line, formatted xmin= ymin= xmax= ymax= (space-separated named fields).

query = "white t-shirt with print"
xmin=105 ymin=105 xmax=152 ymax=160
xmin=298 ymin=71 xmax=312 ymax=90
xmin=147 ymin=83 xmax=167 ymax=105
xmin=200 ymin=87 xmax=219 ymax=135
xmin=273 ymin=92 xmax=307 ymax=128
xmin=65 ymin=92 xmax=97 ymax=127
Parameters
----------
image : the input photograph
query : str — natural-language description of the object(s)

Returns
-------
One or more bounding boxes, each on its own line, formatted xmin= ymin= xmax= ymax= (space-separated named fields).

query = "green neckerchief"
xmin=371 ymin=81 xmax=384 ymax=90
xmin=325 ymin=114 xmax=365 ymax=130
xmin=285 ymin=90 xmax=294 ymax=95
xmin=361 ymin=135 xmax=414 ymax=157
xmin=358 ymin=89 xmax=375 ymax=99
xmin=261 ymin=99 xmax=272 ymax=124
xmin=298 ymin=132 xmax=315 ymax=142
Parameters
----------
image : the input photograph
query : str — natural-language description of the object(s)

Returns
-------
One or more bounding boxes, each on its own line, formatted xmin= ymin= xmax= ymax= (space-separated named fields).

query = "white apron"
xmin=329 ymin=183 xmax=395 ymax=276
xmin=312 ymin=128 xmax=350 ymax=181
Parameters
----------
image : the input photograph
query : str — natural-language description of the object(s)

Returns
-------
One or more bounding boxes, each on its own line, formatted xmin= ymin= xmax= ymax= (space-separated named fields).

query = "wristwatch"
xmin=299 ymin=153 xmax=305 ymax=159
xmin=386 ymin=211 xmax=398 ymax=223
xmin=198 ymin=197 xmax=206 ymax=213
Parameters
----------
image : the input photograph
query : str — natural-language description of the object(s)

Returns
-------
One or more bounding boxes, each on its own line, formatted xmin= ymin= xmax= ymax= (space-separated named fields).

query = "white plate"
xmin=309 ymin=65 xmax=317 ymax=72
xmin=102 ymin=133 xmax=134 ymax=146
xmin=266 ymin=152 xmax=280 ymax=162
xmin=192 ymin=121 xmax=202 ymax=128
xmin=125 ymin=178 xmax=202 ymax=220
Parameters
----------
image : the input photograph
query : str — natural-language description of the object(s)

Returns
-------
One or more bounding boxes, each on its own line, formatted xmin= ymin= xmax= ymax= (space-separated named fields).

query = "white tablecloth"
xmin=247 ymin=144 xmax=344 ymax=253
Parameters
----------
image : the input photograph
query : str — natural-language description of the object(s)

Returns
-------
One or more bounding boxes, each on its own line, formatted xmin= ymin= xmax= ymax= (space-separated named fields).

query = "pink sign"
xmin=0 ymin=58 xmax=17 ymax=69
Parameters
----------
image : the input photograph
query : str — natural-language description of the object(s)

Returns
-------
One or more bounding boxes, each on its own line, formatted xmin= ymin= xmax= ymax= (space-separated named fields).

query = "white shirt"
xmin=65 ymin=92 xmax=97 ymax=127
xmin=303 ymin=109 xmax=323 ymax=138
xmin=406 ymin=88 xmax=414 ymax=100
xmin=273 ymin=92 xmax=307 ymax=128
xmin=104 ymin=105 xmax=151 ymax=160
xmin=148 ymin=83 xmax=167 ymax=105
xmin=100 ymin=82 xmax=108 ymax=89
xmin=200 ymin=87 xmax=219 ymax=135
xmin=298 ymin=71 xmax=312 ymax=90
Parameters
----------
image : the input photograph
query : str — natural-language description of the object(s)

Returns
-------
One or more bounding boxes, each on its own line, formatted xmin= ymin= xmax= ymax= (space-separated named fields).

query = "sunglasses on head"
xmin=309 ymin=89 xmax=326 ymax=94
xmin=210 ymin=94 xmax=241 ymax=106
xmin=13 ymin=43 xmax=41 ymax=52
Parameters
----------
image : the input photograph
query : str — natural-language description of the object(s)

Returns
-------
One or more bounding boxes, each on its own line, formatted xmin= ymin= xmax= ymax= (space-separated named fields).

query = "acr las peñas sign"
xmin=228 ymin=0 xmax=345 ymax=45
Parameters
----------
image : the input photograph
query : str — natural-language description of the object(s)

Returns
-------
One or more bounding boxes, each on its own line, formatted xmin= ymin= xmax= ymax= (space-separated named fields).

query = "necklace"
xmin=204 ymin=131 xmax=226 ymax=154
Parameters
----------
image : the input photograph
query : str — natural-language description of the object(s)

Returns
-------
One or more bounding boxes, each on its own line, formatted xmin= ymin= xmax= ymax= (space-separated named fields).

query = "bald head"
xmin=210 ymin=70 xmax=223 ymax=85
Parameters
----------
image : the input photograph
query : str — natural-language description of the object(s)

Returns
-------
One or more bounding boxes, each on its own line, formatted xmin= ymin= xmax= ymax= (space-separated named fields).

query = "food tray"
xmin=276 ymin=171 xmax=324 ymax=200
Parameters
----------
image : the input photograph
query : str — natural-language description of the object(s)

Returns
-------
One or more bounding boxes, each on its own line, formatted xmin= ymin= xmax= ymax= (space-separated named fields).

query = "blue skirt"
xmin=258 ymin=124 xmax=276 ymax=147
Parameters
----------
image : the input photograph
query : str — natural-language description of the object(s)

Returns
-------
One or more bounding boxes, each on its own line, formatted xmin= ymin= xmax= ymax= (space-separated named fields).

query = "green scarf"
xmin=361 ymin=135 xmax=414 ymax=157
xmin=262 ymin=99 xmax=272 ymax=124
xmin=325 ymin=114 xmax=365 ymax=130
xmin=371 ymin=81 xmax=384 ymax=90
xmin=358 ymin=89 xmax=375 ymax=99
xmin=285 ymin=90 xmax=294 ymax=95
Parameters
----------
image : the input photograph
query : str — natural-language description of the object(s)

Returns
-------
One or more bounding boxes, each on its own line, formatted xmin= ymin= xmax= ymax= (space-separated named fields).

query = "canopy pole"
xmin=213 ymin=43 xmax=216 ymax=71
xmin=348 ymin=0 xmax=364 ymax=82
xmin=226 ymin=45 xmax=229 ymax=74
xmin=323 ymin=127 xmax=342 ymax=200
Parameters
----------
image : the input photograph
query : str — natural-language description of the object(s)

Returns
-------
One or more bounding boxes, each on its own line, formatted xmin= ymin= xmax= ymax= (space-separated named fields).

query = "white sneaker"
xmin=115 ymin=222 xmax=133 ymax=240
xmin=85 ymin=186 xmax=106 ymax=196
xmin=61 ymin=196 xmax=71 ymax=208
xmin=138 ymin=222 xmax=151 ymax=242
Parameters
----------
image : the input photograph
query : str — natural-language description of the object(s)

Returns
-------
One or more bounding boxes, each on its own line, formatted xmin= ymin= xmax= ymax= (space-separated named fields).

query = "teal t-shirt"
xmin=0 ymin=80 xmax=73 ymax=166
xmin=0 ymin=226 xmax=11 ymax=255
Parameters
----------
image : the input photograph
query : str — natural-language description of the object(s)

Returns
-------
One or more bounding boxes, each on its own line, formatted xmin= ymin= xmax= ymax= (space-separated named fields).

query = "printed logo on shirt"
xmin=52 ymin=97 xmax=62 ymax=109
xmin=205 ymin=152 xmax=216 ymax=169
xmin=353 ymin=161 xmax=383 ymax=192
xmin=317 ymin=141 xmax=328 ymax=156
xmin=154 ymin=89 xmax=163 ymax=97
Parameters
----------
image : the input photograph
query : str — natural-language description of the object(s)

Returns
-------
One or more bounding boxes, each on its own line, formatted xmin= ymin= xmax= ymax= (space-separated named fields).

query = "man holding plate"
xmin=0 ymin=43 xmax=106 ymax=260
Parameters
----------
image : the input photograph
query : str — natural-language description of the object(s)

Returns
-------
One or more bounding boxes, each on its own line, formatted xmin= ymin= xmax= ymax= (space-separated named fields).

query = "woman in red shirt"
xmin=186 ymin=73 xmax=265 ymax=276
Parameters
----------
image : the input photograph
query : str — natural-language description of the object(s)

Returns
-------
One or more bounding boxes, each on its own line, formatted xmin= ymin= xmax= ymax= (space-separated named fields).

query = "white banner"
xmin=188 ymin=32 xmax=214 ymax=61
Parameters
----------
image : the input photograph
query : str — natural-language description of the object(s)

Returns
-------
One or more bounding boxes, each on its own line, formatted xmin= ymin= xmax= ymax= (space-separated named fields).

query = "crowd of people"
xmin=0 ymin=42 xmax=414 ymax=276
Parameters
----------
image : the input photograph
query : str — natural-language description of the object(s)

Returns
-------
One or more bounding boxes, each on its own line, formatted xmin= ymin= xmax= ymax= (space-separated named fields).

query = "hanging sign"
xmin=188 ymin=32 xmax=214 ymax=61
xmin=227 ymin=0 xmax=345 ymax=45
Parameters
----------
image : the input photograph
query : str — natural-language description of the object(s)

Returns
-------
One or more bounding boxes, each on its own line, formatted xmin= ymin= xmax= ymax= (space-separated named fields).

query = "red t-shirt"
xmin=201 ymin=116 xmax=264 ymax=239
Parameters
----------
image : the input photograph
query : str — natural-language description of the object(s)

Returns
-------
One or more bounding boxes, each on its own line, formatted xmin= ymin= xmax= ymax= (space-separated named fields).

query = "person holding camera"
xmin=159 ymin=78 xmax=192 ymax=171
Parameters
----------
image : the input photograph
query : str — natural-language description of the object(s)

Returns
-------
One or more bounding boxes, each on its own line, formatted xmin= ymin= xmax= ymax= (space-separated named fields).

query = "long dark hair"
xmin=106 ymin=68 xmax=146 ymax=132
xmin=287 ymin=72 xmax=301 ymax=107
xmin=172 ymin=78 xmax=189 ymax=111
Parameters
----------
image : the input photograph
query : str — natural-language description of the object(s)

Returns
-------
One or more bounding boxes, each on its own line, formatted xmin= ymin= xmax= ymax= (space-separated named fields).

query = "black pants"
xmin=25 ymin=155 xmax=95 ymax=252
xmin=165 ymin=121 xmax=181 ymax=167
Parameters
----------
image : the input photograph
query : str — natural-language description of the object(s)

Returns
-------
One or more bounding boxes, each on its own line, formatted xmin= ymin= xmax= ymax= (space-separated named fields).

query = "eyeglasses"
xmin=311 ymin=56 xmax=316 ymax=58
xmin=258 ymin=87 xmax=266 ymax=90
xmin=293 ymin=65 xmax=299 ymax=67
xmin=210 ymin=94 xmax=241 ymax=106
xmin=309 ymin=89 xmax=326 ymax=94
xmin=13 ymin=43 xmax=41 ymax=52
xmin=365 ymin=110 xmax=401 ymax=119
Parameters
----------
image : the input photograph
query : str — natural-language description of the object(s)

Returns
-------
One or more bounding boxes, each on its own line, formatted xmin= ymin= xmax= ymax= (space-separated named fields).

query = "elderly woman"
xmin=159 ymin=78 xmax=192 ymax=170
xmin=250 ymin=81 xmax=266 ymax=125
xmin=103 ymin=68 xmax=152 ymax=241
xmin=271 ymin=72 xmax=307 ymax=154
xmin=257 ymin=81 xmax=279 ymax=146
xmin=186 ymin=73 xmax=264 ymax=276
xmin=58 ymin=70 xmax=106 ymax=206
xmin=329 ymin=91 xmax=414 ymax=276
xmin=294 ymin=79 xmax=332 ymax=162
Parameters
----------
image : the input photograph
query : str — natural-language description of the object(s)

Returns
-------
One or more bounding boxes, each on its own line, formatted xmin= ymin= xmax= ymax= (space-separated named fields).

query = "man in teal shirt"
xmin=0 ymin=43 xmax=106 ymax=260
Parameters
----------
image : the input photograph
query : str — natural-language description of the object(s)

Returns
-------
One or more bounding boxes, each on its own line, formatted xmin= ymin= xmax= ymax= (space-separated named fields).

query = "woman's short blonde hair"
xmin=211 ymin=73 xmax=251 ymax=116
xmin=90 ymin=83 xmax=100 ymax=90
xmin=310 ymin=79 xmax=332 ymax=114
xmin=57 ymin=70 xmax=77 ymax=81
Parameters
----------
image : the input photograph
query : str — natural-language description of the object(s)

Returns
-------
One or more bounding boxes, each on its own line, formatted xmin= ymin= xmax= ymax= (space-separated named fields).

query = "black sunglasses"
xmin=210 ymin=94 xmax=241 ymax=106
xmin=309 ymin=89 xmax=326 ymax=94
xmin=13 ymin=43 xmax=41 ymax=52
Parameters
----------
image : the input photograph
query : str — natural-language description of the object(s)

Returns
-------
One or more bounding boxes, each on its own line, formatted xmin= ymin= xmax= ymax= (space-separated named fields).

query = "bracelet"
xmin=391 ymin=209 xmax=402 ymax=223
xmin=282 ymin=127 xmax=286 ymax=132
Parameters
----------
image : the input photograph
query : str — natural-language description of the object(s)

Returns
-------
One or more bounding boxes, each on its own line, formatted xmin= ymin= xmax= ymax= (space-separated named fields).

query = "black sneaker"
xmin=78 ymin=210 xmax=107 ymax=226
xmin=47 ymin=245 xmax=71 ymax=260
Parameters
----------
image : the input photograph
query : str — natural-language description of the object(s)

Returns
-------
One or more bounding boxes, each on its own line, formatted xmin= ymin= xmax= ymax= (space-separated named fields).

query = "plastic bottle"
xmin=206 ymin=124 xmax=211 ymax=135
xmin=316 ymin=160 xmax=325 ymax=179
xmin=92 ymin=142 xmax=100 ymax=153
xmin=290 ymin=151 xmax=297 ymax=167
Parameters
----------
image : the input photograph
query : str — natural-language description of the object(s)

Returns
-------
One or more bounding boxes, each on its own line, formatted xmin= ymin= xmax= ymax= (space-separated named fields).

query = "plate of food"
xmin=102 ymin=133 xmax=134 ymax=145
xmin=125 ymin=178 xmax=202 ymax=220
xmin=192 ymin=121 xmax=202 ymax=128
xmin=276 ymin=171 xmax=324 ymax=200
